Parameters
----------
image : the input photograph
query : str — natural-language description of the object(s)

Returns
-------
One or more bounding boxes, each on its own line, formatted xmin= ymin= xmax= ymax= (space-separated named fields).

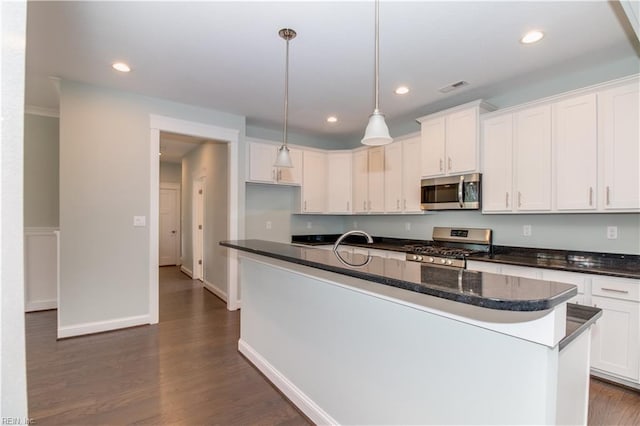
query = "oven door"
xmin=421 ymin=173 xmax=481 ymax=210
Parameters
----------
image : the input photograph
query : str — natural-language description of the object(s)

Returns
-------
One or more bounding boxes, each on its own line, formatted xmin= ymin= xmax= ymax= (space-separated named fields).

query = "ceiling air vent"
xmin=438 ymin=80 xmax=469 ymax=93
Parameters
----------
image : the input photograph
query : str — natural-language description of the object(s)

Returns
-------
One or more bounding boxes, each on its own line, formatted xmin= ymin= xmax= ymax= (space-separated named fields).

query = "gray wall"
xmin=24 ymin=113 xmax=59 ymax=227
xmin=344 ymin=212 xmax=640 ymax=255
xmin=181 ymin=141 xmax=229 ymax=295
xmin=246 ymin=124 xmax=348 ymax=150
xmin=159 ymin=162 xmax=181 ymax=184
xmin=59 ymin=80 xmax=245 ymax=329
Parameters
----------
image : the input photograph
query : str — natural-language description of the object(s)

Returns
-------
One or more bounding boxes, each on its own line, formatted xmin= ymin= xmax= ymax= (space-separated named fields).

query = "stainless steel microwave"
xmin=421 ymin=173 xmax=481 ymax=210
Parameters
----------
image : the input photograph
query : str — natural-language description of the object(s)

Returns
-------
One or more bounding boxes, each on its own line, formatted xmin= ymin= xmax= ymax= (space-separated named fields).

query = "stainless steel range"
xmin=405 ymin=227 xmax=492 ymax=268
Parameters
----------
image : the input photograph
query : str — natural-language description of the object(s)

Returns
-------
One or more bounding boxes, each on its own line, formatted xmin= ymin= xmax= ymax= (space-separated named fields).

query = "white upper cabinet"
xmin=368 ymin=146 xmax=385 ymax=213
xmin=247 ymin=140 xmax=302 ymax=185
xmin=301 ymin=150 xmax=327 ymax=213
xmin=418 ymin=100 xmax=495 ymax=178
xmin=553 ymin=93 xmax=598 ymax=210
xmin=384 ymin=142 xmax=403 ymax=213
xmin=402 ymin=136 xmax=422 ymax=213
xmin=352 ymin=149 xmax=369 ymax=213
xmin=514 ymin=105 xmax=552 ymax=211
xmin=326 ymin=151 xmax=352 ymax=214
xmin=482 ymin=114 xmax=513 ymax=212
xmin=599 ymin=82 xmax=640 ymax=210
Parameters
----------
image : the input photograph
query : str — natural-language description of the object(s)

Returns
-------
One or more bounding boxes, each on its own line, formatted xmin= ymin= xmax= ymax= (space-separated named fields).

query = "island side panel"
xmin=238 ymin=255 xmax=560 ymax=425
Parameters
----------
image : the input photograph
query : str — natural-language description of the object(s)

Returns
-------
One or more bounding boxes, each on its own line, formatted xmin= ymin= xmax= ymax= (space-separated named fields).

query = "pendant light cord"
xmin=374 ymin=0 xmax=380 ymax=113
xmin=283 ymin=36 xmax=290 ymax=147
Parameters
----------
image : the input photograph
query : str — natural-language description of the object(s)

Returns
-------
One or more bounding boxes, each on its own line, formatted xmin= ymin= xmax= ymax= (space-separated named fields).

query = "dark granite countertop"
xmin=560 ymin=303 xmax=602 ymax=351
xmin=221 ymin=239 xmax=576 ymax=312
xmin=470 ymin=246 xmax=640 ymax=279
xmin=292 ymin=234 xmax=640 ymax=279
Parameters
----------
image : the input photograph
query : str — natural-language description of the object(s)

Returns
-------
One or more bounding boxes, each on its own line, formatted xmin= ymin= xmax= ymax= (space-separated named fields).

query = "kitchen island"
xmin=221 ymin=239 xmax=601 ymax=425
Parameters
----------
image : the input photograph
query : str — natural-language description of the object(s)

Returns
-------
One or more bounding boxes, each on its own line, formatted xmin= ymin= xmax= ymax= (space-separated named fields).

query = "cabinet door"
xmin=447 ymin=107 xmax=478 ymax=174
xmin=384 ymin=142 xmax=403 ymax=212
xmin=402 ymin=136 xmax=422 ymax=212
xmin=421 ymin=117 xmax=446 ymax=177
xmin=514 ymin=105 xmax=552 ymax=211
xmin=327 ymin=152 xmax=352 ymax=213
xmin=352 ymin=149 xmax=369 ymax=213
xmin=368 ymin=146 xmax=385 ymax=212
xmin=554 ymin=94 xmax=597 ymax=210
xmin=600 ymin=83 xmax=640 ymax=210
xmin=301 ymin=150 xmax=327 ymax=213
xmin=482 ymin=114 xmax=513 ymax=212
xmin=277 ymin=148 xmax=303 ymax=185
xmin=248 ymin=142 xmax=276 ymax=183
xmin=591 ymin=296 xmax=640 ymax=381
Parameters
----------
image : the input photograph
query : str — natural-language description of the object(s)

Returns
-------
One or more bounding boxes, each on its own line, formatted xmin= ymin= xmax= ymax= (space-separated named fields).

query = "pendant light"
xmin=274 ymin=28 xmax=296 ymax=168
xmin=361 ymin=0 xmax=392 ymax=146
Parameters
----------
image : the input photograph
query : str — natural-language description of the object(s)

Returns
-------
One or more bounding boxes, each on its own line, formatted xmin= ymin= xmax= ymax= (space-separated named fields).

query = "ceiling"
xmin=26 ymin=1 xmax=639 ymax=143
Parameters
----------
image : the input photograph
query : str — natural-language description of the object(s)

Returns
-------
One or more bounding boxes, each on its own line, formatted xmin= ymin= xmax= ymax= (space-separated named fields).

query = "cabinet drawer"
xmin=592 ymin=276 xmax=640 ymax=302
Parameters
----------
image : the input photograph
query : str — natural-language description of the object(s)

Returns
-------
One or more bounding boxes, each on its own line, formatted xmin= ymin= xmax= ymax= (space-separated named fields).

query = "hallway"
xmin=26 ymin=267 xmax=309 ymax=424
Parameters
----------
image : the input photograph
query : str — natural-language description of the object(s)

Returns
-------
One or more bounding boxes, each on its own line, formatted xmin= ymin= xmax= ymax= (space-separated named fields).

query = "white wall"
xmin=58 ymin=80 xmax=245 ymax=335
xmin=24 ymin=113 xmax=59 ymax=227
xmin=1 ymin=0 xmax=29 ymax=417
xmin=181 ymin=141 xmax=229 ymax=297
xmin=159 ymin=162 xmax=181 ymax=184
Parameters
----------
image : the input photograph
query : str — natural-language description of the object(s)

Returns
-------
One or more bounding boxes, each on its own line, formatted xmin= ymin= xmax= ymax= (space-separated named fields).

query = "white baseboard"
xmin=180 ymin=265 xmax=193 ymax=278
xmin=203 ymin=280 xmax=228 ymax=302
xmin=238 ymin=339 xmax=337 ymax=426
xmin=26 ymin=299 xmax=57 ymax=312
xmin=57 ymin=314 xmax=150 ymax=339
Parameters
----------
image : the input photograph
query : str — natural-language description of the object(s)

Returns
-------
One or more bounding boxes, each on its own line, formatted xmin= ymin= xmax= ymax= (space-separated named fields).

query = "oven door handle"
xmin=458 ymin=175 xmax=464 ymax=208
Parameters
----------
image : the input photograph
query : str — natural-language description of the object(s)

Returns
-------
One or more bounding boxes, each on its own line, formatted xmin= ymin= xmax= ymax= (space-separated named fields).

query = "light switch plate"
xmin=133 ymin=216 xmax=146 ymax=227
xmin=523 ymin=225 xmax=532 ymax=237
xmin=607 ymin=226 xmax=618 ymax=239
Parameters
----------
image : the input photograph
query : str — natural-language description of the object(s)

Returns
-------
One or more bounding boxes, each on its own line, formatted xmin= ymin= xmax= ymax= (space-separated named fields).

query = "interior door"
xmin=159 ymin=187 xmax=179 ymax=266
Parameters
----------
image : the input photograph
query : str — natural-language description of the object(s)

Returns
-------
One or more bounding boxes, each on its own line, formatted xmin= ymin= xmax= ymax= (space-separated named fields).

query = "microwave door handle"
xmin=458 ymin=175 xmax=464 ymax=208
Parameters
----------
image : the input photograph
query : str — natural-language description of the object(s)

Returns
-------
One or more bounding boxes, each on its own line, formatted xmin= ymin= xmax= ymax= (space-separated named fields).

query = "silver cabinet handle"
xmin=347 ymin=201 xmax=350 ymax=211
xmin=448 ymin=157 xmax=452 ymax=171
xmin=396 ymin=199 xmax=400 ymax=210
xmin=439 ymin=158 xmax=443 ymax=172
xmin=458 ymin=175 xmax=464 ymax=208
xmin=403 ymin=199 xmax=407 ymax=210
xmin=505 ymin=192 xmax=509 ymax=208
xmin=518 ymin=192 xmax=522 ymax=208
xmin=589 ymin=187 xmax=593 ymax=206
xmin=278 ymin=170 xmax=282 ymax=181
xmin=601 ymin=287 xmax=629 ymax=294
xmin=368 ymin=200 xmax=371 ymax=210
xmin=606 ymin=186 xmax=610 ymax=205
xmin=304 ymin=200 xmax=307 ymax=211
xmin=363 ymin=201 xmax=366 ymax=211
xmin=272 ymin=169 xmax=276 ymax=181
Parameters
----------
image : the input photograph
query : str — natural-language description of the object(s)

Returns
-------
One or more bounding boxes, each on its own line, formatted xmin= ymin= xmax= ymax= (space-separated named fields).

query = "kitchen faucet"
xmin=333 ymin=230 xmax=373 ymax=252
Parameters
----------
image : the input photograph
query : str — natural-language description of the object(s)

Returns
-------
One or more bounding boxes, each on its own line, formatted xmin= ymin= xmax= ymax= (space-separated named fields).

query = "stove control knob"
xmin=439 ymin=258 xmax=446 ymax=264
xmin=445 ymin=259 xmax=453 ymax=266
xmin=427 ymin=257 xmax=434 ymax=263
xmin=418 ymin=255 xmax=424 ymax=261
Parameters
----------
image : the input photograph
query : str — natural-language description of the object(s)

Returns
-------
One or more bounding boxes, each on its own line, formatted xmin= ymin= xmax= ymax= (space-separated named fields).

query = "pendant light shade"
xmin=274 ymin=28 xmax=296 ymax=168
xmin=362 ymin=0 xmax=392 ymax=146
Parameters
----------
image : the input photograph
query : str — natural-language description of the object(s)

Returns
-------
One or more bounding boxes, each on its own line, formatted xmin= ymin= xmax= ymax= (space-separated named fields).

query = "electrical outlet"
xmin=133 ymin=216 xmax=146 ymax=227
xmin=353 ymin=221 xmax=358 ymax=229
xmin=405 ymin=222 xmax=411 ymax=231
xmin=523 ymin=225 xmax=532 ymax=237
xmin=266 ymin=221 xmax=272 ymax=230
xmin=306 ymin=221 xmax=312 ymax=229
xmin=607 ymin=226 xmax=618 ymax=239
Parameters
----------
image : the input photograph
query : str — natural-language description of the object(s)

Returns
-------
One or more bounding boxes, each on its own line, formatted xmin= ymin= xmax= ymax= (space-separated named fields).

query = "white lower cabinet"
xmin=468 ymin=259 xmax=640 ymax=387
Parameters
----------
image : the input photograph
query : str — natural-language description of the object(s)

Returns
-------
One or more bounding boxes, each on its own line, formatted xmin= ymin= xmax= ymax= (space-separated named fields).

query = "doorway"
xmin=159 ymin=183 xmax=180 ymax=266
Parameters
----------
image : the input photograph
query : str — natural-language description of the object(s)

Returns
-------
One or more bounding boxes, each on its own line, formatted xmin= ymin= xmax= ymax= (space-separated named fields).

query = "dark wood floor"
xmin=26 ymin=266 xmax=640 ymax=425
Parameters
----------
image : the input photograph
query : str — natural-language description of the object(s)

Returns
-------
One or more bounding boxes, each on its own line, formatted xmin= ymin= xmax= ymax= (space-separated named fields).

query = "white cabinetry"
xmin=326 ymin=151 xmax=352 ymax=214
xmin=402 ymin=136 xmax=422 ymax=213
xmin=514 ymin=105 xmax=552 ymax=211
xmin=418 ymin=100 xmax=494 ymax=178
xmin=599 ymin=82 xmax=640 ymax=210
xmin=384 ymin=142 xmax=403 ymax=213
xmin=301 ymin=150 xmax=327 ymax=213
xmin=352 ymin=147 xmax=385 ymax=213
xmin=553 ymin=94 xmax=598 ymax=210
xmin=591 ymin=276 xmax=640 ymax=382
xmin=248 ymin=141 xmax=302 ymax=185
xmin=482 ymin=115 xmax=513 ymax=212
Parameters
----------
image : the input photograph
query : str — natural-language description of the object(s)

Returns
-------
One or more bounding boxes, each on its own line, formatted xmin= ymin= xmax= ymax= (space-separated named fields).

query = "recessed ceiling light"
xmin=520 ymin=30 xmax=544 ymax=44
xmin=112 ymin=62 xmax=131 ymax=72
xmin=394 ymin=86 xmax=410 ymax=95
xmin=327 ymin=116 xmax=338 ymax=123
